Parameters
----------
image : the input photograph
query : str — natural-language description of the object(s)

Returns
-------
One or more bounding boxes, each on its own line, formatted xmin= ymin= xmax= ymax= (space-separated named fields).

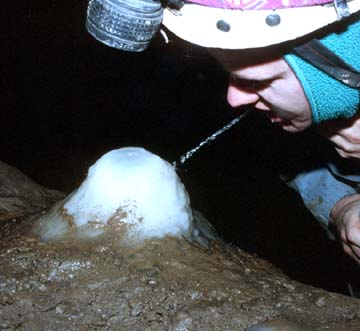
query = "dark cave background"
xmin=2 ymin=0 xmax=359 ymax=295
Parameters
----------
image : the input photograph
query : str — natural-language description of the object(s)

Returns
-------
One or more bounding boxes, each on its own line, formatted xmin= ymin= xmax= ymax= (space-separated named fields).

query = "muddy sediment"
xmin=0 ymin=162 xmax=360 ymax=331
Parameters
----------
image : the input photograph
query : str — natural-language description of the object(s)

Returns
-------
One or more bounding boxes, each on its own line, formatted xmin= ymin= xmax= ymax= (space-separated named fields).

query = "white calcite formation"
xmin=34 ymin=147 xmax=194 ymax=243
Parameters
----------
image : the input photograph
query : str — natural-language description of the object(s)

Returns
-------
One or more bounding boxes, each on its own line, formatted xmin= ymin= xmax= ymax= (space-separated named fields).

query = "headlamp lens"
xmin=86 ymin=0 xmax=163 ymax=52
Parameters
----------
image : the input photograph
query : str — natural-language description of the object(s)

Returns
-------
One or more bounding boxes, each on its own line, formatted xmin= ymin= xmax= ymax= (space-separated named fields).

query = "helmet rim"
xmin=162 ymin=1 xmax=360 ymax=49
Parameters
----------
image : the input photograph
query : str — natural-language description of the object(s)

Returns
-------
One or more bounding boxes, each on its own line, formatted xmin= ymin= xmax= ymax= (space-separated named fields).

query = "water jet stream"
xmin=174 ymin=109 xmax=251 ymax=167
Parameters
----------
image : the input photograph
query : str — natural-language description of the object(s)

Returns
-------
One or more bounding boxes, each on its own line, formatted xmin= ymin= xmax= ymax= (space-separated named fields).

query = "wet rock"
xmin=0 ymin=161 xmax=64 ymax=223
xmin=47 ymin=260 xmax=93 ymax=281
xmin=315 ymin=296 xmax=326 ymax=307
xmin=177 ymin=317 xmax=193 ymax=328
xmin=55 ymin=304 xmax=66 ymax=314
xmin=246 ymin=318 xmax=304 ymax=331
xmin=0 ymin=321 xmax=10 ymax=329
xmin=129 ymin=303 xmax=144 ymax=317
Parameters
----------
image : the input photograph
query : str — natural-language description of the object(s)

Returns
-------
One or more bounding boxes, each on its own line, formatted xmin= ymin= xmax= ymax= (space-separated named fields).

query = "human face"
xmin=209 ymin=49 xmax=313 ymax=133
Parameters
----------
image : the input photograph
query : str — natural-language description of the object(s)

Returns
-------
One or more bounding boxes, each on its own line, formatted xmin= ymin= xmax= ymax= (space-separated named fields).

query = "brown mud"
xmin=0 ymin=162 xmax=360 ymax=331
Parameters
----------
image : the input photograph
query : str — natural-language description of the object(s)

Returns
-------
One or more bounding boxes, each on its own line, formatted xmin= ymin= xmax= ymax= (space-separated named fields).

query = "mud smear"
xmin=0 ymin=162 xmax=360 ymax=331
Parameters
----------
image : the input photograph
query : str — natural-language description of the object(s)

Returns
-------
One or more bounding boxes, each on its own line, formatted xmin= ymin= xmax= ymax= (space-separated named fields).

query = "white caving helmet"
xmin=162 ymin=0 xmax=360 ymax=49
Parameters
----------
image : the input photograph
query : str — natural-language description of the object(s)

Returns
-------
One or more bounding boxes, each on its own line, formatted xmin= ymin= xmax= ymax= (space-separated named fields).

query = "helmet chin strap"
xmin=293 ymin=38 xmax=360 ymax=88
xmin=290 ymin=0 xmax=360 ymax=87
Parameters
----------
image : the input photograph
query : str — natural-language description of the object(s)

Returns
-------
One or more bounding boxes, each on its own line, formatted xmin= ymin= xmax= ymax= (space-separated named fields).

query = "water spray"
xmin=174 ymin=109 xmax=251 ymax=168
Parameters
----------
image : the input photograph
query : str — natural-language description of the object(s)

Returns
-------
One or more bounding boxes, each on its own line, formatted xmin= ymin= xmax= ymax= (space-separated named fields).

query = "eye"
xmin=229 ymin=74 xmax=270 ymax=91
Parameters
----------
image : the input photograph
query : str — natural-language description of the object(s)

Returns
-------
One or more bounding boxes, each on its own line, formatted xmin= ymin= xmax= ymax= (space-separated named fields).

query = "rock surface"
xmin=0 ymin=161 xmax=64 ymax=222
xmin=0 ymin=161 xmax=359 ymax=331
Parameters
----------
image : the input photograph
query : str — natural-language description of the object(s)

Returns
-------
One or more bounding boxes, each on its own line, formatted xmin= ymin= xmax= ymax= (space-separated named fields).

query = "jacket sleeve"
xmin=284 ymin=17 xmax=360 ymax=124
xmin=285 ymin=166 xmax=357 ymax=230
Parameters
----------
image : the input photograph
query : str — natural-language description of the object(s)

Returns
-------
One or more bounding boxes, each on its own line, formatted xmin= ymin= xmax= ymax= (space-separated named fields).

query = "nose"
xmin=227 ymin=83 xmax=259 ymax=108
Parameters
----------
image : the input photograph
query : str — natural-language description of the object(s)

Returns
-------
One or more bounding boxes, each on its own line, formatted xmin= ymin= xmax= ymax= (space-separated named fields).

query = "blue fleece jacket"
xmin=284 ymin=18 xmax=360 ymax=123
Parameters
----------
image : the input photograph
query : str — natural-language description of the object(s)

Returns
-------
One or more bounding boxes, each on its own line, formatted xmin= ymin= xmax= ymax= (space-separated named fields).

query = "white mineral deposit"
xmin=33 ymin=147 xmax=194 ymax=243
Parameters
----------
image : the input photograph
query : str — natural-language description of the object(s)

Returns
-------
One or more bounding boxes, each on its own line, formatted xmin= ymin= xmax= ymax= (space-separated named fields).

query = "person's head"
xmin=161 ymin=0 xmax=360 ymax=132
xmin=207 ymin=49 xmax=313 ymax=132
